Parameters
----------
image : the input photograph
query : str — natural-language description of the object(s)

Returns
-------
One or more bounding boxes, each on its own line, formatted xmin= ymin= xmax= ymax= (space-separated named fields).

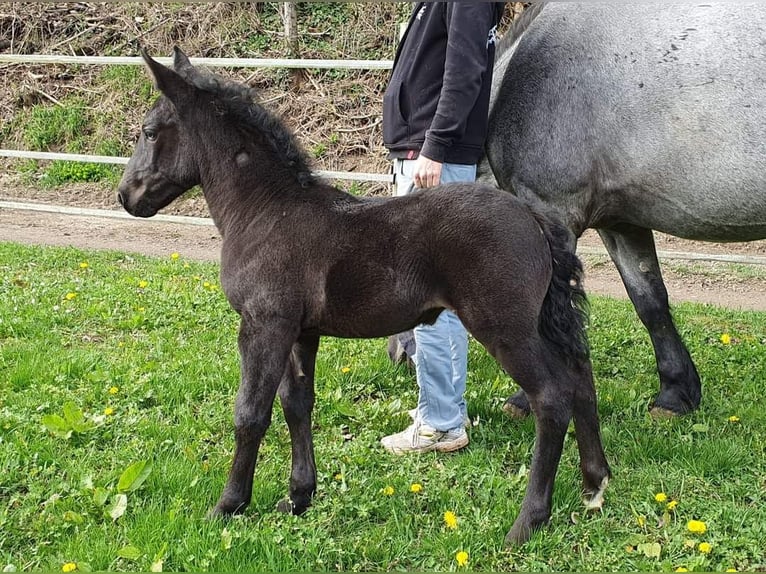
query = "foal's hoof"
xmin=207 ymin=504 xmax=238 ymax=520
xmin=504 ymin=519 xmax=543 ymax=547
xmin=276 ymin=498 xmax=309 ymax=516
xmin=583 ymin=476 xmax=609 ymax=512
xmin=276 ymin=498 xmax=294 ymax=514
xmin=502 ymin=391 xmax=531 ymax=419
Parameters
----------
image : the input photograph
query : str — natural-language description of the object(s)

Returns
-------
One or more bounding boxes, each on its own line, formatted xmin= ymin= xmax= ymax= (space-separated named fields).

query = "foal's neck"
xmin=197 ymin=140 xmax=317 ymax=237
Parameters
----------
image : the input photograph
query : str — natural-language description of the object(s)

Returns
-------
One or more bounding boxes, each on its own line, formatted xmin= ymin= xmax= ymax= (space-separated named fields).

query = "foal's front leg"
xmin=276 ymin=335 xmax=320 ymax=515
xmin=211 ymin=315 xmax=298 ymax=517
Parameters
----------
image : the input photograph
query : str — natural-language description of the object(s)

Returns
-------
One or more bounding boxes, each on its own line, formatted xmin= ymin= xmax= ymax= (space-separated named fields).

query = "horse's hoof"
xmin=649 ymin=387 xmax=701 ymax=417
xmin=649 ymin=406 xmax=679 ymax=419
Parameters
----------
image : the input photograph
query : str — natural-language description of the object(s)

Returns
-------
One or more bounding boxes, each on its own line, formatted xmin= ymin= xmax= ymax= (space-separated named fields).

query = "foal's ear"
xmin=141 ymin=48 xmax=195 ymax=109
xmin=172 ymin=46 xmax=198 ymax=81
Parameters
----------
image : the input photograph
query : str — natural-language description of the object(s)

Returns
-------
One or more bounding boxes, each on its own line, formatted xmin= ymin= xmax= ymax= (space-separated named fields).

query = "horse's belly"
xmin=489 ymin=2 xmax=766 ymax=243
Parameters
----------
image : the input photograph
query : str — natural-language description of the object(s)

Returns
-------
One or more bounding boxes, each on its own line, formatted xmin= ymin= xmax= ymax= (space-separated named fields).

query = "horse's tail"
xmin=531 ymin=210 xmax=590 ymax=362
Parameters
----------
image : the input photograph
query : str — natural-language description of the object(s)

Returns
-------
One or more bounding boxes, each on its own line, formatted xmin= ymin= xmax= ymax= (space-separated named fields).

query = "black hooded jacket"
xmin=383 ymin=2 xmax=505 ymax=165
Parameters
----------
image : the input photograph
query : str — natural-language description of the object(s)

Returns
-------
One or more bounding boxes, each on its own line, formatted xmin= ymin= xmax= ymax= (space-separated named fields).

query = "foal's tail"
xmin=531 ymin=210 xmax=590 ymax=362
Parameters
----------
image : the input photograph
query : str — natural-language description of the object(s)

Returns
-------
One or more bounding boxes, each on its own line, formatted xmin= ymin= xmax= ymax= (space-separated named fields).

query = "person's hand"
xmin=412 ymin=154 xmax=443 ymax=188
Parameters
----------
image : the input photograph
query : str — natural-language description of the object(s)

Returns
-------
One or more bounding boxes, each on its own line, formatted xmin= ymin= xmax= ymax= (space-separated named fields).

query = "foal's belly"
xmin=317 ymin=306 xmax=442 ymax=340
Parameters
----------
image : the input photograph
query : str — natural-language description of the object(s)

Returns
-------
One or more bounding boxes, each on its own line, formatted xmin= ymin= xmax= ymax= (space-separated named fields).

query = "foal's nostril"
xmin=117 ymin=192 xmax=124 ymax=207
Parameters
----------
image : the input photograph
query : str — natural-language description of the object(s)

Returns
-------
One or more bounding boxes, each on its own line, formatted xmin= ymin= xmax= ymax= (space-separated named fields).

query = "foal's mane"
xmin=185 ymin=68 xmax=316 ymax=187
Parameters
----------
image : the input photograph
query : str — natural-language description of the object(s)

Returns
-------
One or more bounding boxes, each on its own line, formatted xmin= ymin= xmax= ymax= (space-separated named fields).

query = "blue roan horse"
xmin=117 ymin=49 xmax=610 ymax=545
xmin=484 ymin=2 xmax=766 ymax=417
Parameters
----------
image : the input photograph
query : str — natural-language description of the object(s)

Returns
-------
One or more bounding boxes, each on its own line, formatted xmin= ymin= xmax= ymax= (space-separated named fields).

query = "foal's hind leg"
xmin=276 ymin=335 xmax=320 ymax=515
xmin=598 ymin=226 xmax=702 ymax=415
xmin=570 ymin=359 xmax=610 ymax=509
xmin=482 ymin=336 xmax=574 ymax=545
xmin=211 ymin=316 xmax=298 ymax=517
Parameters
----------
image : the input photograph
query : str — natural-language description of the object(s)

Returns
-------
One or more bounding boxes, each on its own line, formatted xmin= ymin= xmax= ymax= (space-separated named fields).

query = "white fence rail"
xmin=0 ymin=54 xmax=395 ymax=184
xmin=0 ymin=54 xmax=393 ymax=70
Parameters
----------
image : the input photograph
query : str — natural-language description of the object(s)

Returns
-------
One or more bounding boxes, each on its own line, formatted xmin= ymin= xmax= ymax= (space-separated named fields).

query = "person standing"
xmin=380 ymin=1 xmax=506 ymax=455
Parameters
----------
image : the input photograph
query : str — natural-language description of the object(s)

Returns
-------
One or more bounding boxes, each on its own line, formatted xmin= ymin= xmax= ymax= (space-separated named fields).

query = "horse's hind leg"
xmin=598 ymin=226 xmax=702 ymax=415
xmin=276 ymin=335 xmax=320 ymax=515
xmin=211 ymin=316 xmax=297 ymax=517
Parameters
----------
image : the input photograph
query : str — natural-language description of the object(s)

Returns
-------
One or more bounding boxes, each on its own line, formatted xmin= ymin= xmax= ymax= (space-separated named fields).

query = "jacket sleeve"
xmin=420 ymin=2 xmax=498 ymax=163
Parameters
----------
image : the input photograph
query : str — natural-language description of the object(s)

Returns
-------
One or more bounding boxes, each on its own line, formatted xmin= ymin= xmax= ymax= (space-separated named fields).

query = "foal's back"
xmin=245 ymin=182 xmax=555 ymax=340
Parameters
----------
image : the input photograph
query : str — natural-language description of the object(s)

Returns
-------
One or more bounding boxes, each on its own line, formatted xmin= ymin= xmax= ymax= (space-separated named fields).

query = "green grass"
xmin=1 ymin=242 xmax=765 ymax=572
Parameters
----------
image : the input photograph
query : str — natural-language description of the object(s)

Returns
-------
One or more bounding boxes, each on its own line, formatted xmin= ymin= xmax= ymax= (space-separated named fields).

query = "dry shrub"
xmin=1 ymin=3 xmax=526 ymax=199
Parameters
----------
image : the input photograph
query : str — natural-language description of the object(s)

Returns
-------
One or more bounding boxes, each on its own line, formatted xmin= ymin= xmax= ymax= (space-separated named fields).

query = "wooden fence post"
xmin=280 ymin=2 xmax=303 ymax=87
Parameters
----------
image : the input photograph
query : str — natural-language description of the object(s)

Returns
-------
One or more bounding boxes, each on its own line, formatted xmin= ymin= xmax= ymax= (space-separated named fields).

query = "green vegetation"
xmin=13 ymin=97 xmax=123 ymax=186
xmin=39 ymin=161 xmax=120 ymax=187
xmin=1 ymin=241 xmax=764 ymax=571
xmin=22 ymin=101 xmax=88 ymax=152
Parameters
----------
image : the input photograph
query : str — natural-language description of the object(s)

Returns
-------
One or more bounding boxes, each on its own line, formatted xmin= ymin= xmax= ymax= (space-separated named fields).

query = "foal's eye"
xmin=143 ymin=128 xmax=158 ymax=142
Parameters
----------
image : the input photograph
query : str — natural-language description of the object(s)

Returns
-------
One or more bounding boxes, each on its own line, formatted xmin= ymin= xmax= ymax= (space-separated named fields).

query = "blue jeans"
xmin=394 ymin=158 xmax=476 ymax=431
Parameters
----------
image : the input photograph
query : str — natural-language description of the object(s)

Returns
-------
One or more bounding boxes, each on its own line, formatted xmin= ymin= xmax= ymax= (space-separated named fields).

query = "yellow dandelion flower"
xmin=104 ymin=407 xmax=115 ymax=416
xmin=675 ymin=568 xmax=689 ymax=573
xmin=698 ymin=542 xmax=712 ymax=554
xmin=138 ymin=280 xmax=149 ymax=289
xmin=444 ymin=510 xmax=458 ymax=530
xmin=654 ymin=492 xmax=667 ymax=503
xmin=108 ymin=386 xmax=119 ymax=395
xmin=410 ymin=483 xmax=423 ymax=493
xmin=62 ymin=562 xmax=77 ymax=572
xmin=728 ymin=415 xmax=740 ymax=423
xmin=666 ymin=500 xmax=678 ymax=511
xmin=687 ymin=519 xmax=707 ymax=534
xmin=726 ymin=569 xmax=737 ymax=572
xmin=65 ymin=292 xmax=77 ymax=301
xmin=720 ymin=333 xmax=731 ymax=345
xmin=636 ymin=515 xmax=646 ymax=527
xmin=79 ymin=262 xmax=89 ymax=269
xmin=455 ymin=551 xmax=469 ymax=567
xmin=334 ymin=473 xmax=343 ymax=481
xmin=171 ymin=252 xmax=180 ymax=260
xmin=382 ymin=485 xmax=394 ymax=496
xmin=341 ymin=366 xmax=351 ymax=374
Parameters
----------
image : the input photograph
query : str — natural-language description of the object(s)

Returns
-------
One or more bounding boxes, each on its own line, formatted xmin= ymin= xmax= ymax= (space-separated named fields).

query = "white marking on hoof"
xmin=584 ymin=476 xmax=609 ymax=511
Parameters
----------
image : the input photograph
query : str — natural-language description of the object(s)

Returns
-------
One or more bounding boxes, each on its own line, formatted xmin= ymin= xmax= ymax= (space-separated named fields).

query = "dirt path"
xmin=3 ymin=205 xmax=766 ymax=311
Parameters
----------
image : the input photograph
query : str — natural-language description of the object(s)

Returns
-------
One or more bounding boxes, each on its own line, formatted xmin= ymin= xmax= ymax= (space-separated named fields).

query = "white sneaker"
xmin=381 ymin=421 xmax=469 ymax=455
xmin=408 ymin=408 xmax=471 ymax=429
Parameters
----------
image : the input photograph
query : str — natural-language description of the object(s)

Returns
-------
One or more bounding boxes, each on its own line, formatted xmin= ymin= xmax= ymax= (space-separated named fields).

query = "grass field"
xmin=1 ymin=241 xmax=764 ymax=572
